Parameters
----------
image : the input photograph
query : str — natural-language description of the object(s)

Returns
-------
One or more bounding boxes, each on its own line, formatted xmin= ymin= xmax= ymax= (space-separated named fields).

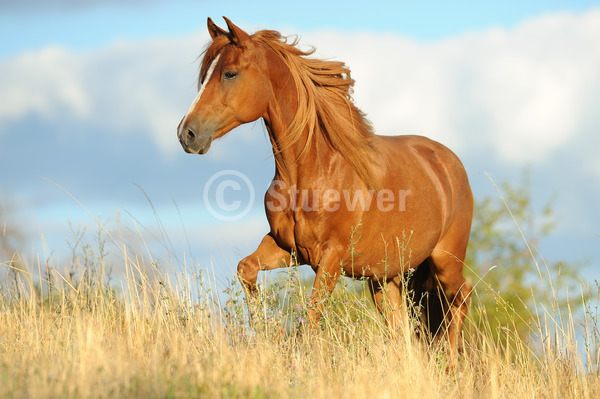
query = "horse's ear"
xmin=207 ymin=17 xmax=227 ymax=39
xmin=223 ymin=16 xmax=251 ymax=45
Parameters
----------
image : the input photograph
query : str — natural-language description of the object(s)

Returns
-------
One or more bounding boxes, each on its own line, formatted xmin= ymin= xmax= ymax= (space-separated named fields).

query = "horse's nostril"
xmin=186 ymin=129 xmax=195 ymax=139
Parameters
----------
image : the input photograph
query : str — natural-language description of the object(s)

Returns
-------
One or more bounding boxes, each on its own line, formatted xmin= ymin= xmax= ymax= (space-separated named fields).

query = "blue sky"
xmin=1 ymin=1 xmax=599 ymax=288
xmin=3 ymin=1 xmax=599 ymax=56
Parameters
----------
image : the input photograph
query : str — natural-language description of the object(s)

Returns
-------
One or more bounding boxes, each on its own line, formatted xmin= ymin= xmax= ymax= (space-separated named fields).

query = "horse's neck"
xmin=263 ymin=94 xmax=335 ymax=188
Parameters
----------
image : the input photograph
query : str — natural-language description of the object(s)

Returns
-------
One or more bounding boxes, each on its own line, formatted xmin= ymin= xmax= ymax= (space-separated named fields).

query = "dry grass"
xmin=1 ymin=231 xmax=599 ymax=399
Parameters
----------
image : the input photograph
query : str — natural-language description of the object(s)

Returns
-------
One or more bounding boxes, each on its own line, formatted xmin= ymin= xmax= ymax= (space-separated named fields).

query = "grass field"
xmin=1 ymin=227 xmax=599 ymax=399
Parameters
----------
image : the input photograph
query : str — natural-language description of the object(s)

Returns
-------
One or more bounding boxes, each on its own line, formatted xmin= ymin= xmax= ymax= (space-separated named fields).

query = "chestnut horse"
xmin=177 ymin=17 xmax=473 ymax=358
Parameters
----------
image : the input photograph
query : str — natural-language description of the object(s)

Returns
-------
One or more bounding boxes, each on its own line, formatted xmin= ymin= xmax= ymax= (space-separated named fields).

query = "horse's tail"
xmin=408 ymin=260 xmax=445 ymax=339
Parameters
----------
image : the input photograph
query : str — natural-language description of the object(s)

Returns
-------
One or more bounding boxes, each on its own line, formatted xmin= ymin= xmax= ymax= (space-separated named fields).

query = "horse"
xmin=177 ymin=17 xmax=473 ymax=361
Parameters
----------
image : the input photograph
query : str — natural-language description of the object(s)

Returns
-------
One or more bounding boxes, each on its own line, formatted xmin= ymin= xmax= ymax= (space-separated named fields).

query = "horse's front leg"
xmin=237 ymin=232 xmax=293 ymax=295
xmin=368 ymin=276 xmax=409 ymax=338
xmin=305 ymin=250 xmax=344 ymax=327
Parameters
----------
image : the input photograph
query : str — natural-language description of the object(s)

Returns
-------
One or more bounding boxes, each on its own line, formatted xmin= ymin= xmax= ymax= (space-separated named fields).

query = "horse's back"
xmin=376 ymin=134 xmax=467 ymax=177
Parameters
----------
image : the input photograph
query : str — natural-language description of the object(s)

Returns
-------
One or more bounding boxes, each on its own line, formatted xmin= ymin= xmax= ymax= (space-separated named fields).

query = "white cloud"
xmin=0 ymin=33 xmax=209 ymax=156
xmin=0 ymin=47 xmax=90 ymax=121
xmin=1 ymin=9 xmax=599 ymax=165
xmin=304 ymin=9 xmax=600 ymax=164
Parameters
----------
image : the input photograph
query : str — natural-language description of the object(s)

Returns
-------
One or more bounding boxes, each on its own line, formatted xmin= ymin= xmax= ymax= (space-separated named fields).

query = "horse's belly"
xmin=338 ymin=208 xmax=444 ymax=278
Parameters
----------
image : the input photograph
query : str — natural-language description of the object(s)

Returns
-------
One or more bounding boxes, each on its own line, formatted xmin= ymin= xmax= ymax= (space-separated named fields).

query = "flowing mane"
xmin=200 ymin=30 xmax=381 ymax=189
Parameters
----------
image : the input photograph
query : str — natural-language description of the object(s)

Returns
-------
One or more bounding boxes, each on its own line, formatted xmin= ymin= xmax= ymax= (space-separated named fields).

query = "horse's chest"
xmin=265 ymin=187 xmax=338 ymax=265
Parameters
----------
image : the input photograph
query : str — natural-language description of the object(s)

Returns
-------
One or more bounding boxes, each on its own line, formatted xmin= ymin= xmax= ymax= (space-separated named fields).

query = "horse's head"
xmin=177 ymin=17 xmax=273 ymax=155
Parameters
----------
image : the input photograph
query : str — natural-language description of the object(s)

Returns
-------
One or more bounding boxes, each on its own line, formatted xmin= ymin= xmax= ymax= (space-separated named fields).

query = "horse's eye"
xmin=224 ymin=71 xmax=238 ymax=80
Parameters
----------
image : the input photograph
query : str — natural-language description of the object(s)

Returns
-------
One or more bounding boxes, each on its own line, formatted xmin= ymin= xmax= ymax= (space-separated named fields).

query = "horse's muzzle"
xmin=177 ymin=118 xmax=213 ymax=155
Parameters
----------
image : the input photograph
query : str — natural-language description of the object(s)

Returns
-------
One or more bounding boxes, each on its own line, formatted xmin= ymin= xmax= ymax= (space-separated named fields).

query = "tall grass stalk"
xmin=0 ymin=224 xmax=598 ymax=399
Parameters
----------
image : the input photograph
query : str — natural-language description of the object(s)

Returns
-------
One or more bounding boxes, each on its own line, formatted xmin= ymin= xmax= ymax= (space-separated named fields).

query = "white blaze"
xmin=180 ymin=54 xmax=221 ymax=131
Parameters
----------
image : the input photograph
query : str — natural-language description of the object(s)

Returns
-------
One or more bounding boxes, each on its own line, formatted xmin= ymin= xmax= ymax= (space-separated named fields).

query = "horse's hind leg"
xmin=431 ymin=254 xmax=472 ymax=360
xmin=429 ymin=220 xmax=472 ymax=365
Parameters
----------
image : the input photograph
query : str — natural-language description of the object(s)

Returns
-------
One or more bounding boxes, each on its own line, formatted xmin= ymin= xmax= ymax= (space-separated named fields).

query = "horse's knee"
xmin=451 ymin=279 xmax=471 ymax=303
xmin=455 ymin=279 xmax=472 ymax=315
xmin=441 ymin=279 xmax=471 ymax=325
xmin=237 ymin=257 xmax=259 ymax=292
xmin=461 ymin=280 xmax=472 ymax=302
